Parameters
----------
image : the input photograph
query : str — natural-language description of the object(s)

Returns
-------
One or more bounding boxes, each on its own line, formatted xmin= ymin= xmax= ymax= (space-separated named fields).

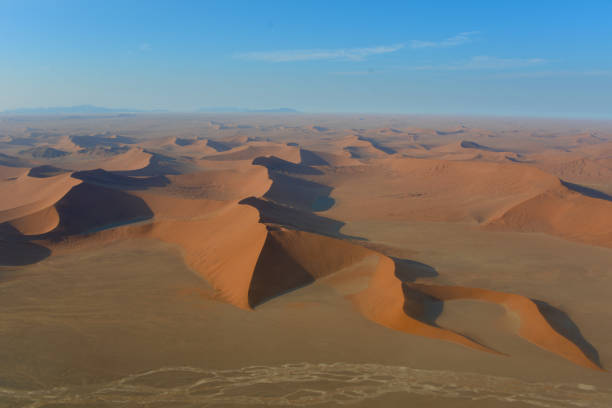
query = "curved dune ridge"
xmin=248 ymin=229 xmax=373 ymax=307
xmin=350 ymin=255 xmax=500 ymax=355
xmin=69 ymin=146 xmax=153 ymax=171
xmin=298 ymin=235 xmax=602 ymax=370
xmin=0 ymin=164 xmax=29 ymax=180
xmin=0 ymin=132 xmax=607 ymax=372
xmin=202 ymin=141 xmax=301 ymax=163
xmin=404 ymin=283 xmax=604 ymax=371
xmin=0 ymin=172 xmax=81 ymax=224
xmin=324 ymin=157 xmax=561 ymax=223
xmin=335 ymin=134 xmax=393 ymax=160
xmin=429 ymin=140 xmax=522 ymax=162
xmin=487 ymin=184 xmax=612 ymax=248
xmin=143 ymin=136 xmax=220 ymax=156
xmin=8 ymin=205 xmax=60 ymax=235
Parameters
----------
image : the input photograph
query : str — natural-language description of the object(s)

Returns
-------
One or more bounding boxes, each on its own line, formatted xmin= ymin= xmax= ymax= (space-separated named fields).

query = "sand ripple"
xmin=1 ymin=363 xmax=610 ymax=407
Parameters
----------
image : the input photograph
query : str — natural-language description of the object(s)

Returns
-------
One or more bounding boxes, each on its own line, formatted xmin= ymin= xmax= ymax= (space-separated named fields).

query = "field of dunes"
xmin=1 ymin=114 xmax=611 ymax=407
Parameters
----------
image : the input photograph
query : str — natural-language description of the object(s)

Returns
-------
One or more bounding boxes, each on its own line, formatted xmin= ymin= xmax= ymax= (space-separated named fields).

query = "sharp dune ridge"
xmin=1 ymin=118 xmax=611 ymax=399
xmin=405 ymin=283 xmax=604 ymax=370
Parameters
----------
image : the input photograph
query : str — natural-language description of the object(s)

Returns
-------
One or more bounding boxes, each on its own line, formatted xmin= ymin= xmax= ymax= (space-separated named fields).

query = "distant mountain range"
xmin=196 ymin=107 xmax=299 ymax=113
xmin=2 ymin=105 xmax=299 ymax=115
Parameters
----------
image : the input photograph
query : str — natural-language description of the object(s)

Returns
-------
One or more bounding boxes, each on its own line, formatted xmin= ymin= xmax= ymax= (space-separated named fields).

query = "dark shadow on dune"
xmin=253 ymin=156 xmax=323 ymax=175
xmin=175 ymin=138 xmax=196 ymax=146
xmin=0 ymin=240 xmax=51 ymax=266
xmin=401 ymin=282 xmax=501 ymax=352
xmin=245 ymin=153 xmax=364 ymax=239
xmin=28 ymin=165 xmax=70 ymax=178
xmin=206 ymin=139 xmax=235 ymax=152
xmin=0 ymin=152 xmax=30 ymax=167
xmin=394 ymin=265 xmax=506 ymax=353
xmin=70 ymin=134 xmax=136 ymax=148
xmin=203 ymin=145 xmax=286 ymax=162
xmin=402 ymin=284 xmax=444 ymax=325
xmin=379 ymin=128 xmax=402 ymax=134
xmin=48 ymin=183 xmax=154 ymax=237
xmin=72 ymin=169 xmax=170 ymax=190
xmin=311 ymin=196 xmax=335 ymax=212
xmin=394 ymin=258 xmax=438 ymax=282
xmin=460 ymin=140 xmax=500 ymax=152
xmin=299 ymin=149 xmax=330 ymax=166
xmin=357 ymin=136 xmax=397 ymax=154
xmin=395 ymin=259 xmax=444 ymax=326
xmin=20 ymin=146 xmax=70 ymax=158
xmin=239 ymin=197 xmax=363 ymax=241
xmin=78 ymin=145 xmax=130 ymax=156
xmin=248 ymin=232 xmax=315 ymax=308
xmin=534 ymin=300 xmax=603 ymax=369
xmin=7 ymin=137 xmax=37 ymax=146
xmin=436 ymin=130 xmax=464 ymax=136
xmin=0 ymin=224 xmax=51 ymax=266
xmin=343 ymin=146 xmax=367 ymax=159
xmin=263 ymin=172 xmax=334 ymax=212
xmin=0 ymin=222 xmax=52 ymax=266
xmin=561 ymin=180 xmax=612 ymax=202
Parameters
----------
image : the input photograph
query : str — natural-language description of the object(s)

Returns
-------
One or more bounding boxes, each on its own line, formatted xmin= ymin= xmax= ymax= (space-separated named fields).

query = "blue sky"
xmin=1 ymin=0 xmax=611 ymax=117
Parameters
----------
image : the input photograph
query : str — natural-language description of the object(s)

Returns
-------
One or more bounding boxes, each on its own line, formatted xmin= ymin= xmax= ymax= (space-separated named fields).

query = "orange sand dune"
xmin=350 ymin=255 xmax=500 ymax=354
xmin=202 ymin=142 xmax=300 ymax=163
xmin=145 ymin=137 xmax=219 ymax=156
xmin=324 ymin=157 xmax=560 ymax=223
xmin=69 ymin=147 xmax=152 ymax=171
xmin=348 ymin=248 xmax=603 ymax=369
xmin=146 ymin=203 xmax=268 ymax=309
xmin=533 ymin=155 xmax=612 ymax=187
xmin=0 ymin=164 xmax=29 ymax=180
xmin=50 ymin=182 xmax=154 ymax=236
xmin=53 ymin=135 xmax=81 ymax=152
xmin=132 ymin=191 xmax=228 ymax=219
xmin=487 ymin=184 xmax=612 ymax=248
xmin=0 ymin=173 xmax=81 ymax=223
xmin=2 ymin=123 xmax=608 ymax=382
xmin=298 ymin=148 xmax=358 ymax=167
xmin=336 ymin=135 xmax=391 ymax=160
xmin=8 ymin=205 xmax=60 ymax=235
xmin=25 ymin=158 xmax=274 ymax=308
xmin=43 ymin=199 xmax=265 ymax=309
xmin=248 ymin=229 xmax=372 ymax=307
xmin=160 ymin=165 xmax=271 ymax=201
xmin=427 ymin=140 xmax=522 ymax=162
xmin=36 ymin=162 xmax=270 ymax=238
xmin=406 ymin=283 xmax=603 ymax=370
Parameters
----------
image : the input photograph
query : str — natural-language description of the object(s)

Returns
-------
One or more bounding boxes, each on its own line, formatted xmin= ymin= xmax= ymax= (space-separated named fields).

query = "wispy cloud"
xmin=235 ymin=44 xmax=404 ymax=62
xmin=139 ymin=43 xmax=152 ymax=52
xmin=411 ymin=56 xmax=546 ymax=71
xmin=236 ymin=32 xmax=477 ymax=63
xmin=490 ymin=69 xmax=612 ymax=79
xmin=409 ymin=31 xmax=478 ymax=49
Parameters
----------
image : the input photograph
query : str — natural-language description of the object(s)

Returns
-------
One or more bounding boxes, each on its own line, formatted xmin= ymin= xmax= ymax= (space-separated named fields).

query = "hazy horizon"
xmin=2 ymin=1 xmax=611 ymax=118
